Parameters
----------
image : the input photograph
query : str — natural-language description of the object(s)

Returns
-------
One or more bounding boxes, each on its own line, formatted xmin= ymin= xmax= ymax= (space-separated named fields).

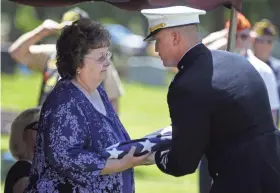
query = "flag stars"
xmin=107 ymin=148 xmax=123 ymax=159
xmin=139 ymin=139 xmax=156 ymax=153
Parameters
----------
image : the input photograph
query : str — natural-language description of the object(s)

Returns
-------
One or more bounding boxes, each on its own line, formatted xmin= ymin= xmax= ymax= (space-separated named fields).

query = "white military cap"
xmin=141 ymin=6 xmax=206 ymax=41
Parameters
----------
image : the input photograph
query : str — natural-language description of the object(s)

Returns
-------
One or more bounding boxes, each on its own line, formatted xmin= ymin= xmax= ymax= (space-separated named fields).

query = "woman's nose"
xmin=104 ymin=60 xmax=110 ymax=66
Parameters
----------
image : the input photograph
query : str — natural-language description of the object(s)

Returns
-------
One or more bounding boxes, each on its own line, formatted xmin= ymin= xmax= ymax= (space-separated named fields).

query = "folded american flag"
xmin=101 ymin=126 xmax=172 ymax=159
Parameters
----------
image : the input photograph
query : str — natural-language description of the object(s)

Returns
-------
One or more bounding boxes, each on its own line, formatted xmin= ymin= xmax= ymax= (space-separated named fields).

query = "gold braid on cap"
xmin=149 ymin=23 xmax=167 ymax=33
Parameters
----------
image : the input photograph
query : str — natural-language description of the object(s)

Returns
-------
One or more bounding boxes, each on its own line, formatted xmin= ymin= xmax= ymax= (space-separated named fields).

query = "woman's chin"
xmin=99 ymin=73 xmax=106 ymax=81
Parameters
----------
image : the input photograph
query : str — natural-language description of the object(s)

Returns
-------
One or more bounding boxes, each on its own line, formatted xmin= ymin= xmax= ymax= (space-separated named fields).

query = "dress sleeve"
xmin=44 ymin=100 xmax=107 ymax=186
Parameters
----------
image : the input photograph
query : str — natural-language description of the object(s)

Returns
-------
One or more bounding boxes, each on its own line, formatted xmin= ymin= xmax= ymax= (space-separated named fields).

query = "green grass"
xmin=1 ymin=72 xmax=42 ymax=110
xmin=1 ymin=135 xmax=9 ymax=152
xmin=1 ymin=72 xmax=199 ymax=193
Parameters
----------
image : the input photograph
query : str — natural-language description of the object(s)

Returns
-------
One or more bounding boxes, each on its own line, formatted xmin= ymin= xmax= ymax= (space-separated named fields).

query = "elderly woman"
xmin=4 ymin=107 xmax=40 ymax=193
xmin=24 ymin=18 xmax=149 ymax=193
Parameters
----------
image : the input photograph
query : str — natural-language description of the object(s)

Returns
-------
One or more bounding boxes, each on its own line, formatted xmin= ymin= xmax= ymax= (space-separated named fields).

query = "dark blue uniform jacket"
xmin=155 ymin=43 xmax=280 ymax=193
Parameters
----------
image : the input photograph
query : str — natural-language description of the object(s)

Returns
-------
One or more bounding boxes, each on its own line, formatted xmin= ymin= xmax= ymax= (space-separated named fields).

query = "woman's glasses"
xmin=84 ymin=52 xmax=112 ymax=64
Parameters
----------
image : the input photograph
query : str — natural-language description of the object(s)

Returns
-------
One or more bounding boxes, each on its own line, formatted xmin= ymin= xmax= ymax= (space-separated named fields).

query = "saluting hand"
xmin=39 ymin=19 xmax=67 ymax=36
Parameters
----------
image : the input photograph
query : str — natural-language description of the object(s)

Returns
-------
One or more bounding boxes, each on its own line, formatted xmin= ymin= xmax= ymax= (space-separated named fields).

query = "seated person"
xmin=4 ymin=107 xmax=40 ymax=193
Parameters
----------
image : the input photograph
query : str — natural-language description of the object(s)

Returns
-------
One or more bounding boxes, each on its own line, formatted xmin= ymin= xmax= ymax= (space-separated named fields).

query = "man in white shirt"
xmin=246 ymin=49 xmax=280 ymax=116
xmin=251 ymin=19 xmax=280 ymax=122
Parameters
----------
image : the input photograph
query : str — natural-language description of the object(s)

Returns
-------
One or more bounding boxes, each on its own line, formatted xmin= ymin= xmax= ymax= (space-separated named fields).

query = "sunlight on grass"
xmin=1 ymin=135 xmax=9 ymax=152
xmin=1 ymin=73 xmax=42 ymax=111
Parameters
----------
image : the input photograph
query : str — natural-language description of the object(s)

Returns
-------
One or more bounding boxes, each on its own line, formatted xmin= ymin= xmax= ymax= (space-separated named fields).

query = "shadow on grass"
xmin=134 ymin=168 xmax=150 ymax=179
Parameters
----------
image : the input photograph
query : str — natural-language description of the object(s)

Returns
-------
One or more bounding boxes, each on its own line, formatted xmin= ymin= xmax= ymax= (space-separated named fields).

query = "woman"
xmin=4 ymin=107 xmax=40 ymax=193
xmin=24 ymin=18 xmax=149 ymax=193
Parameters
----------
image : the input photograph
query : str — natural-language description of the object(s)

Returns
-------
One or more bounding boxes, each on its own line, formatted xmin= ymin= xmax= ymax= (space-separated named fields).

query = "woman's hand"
xmin=121 ymin=146 xmax=151 ymax=168
xmin=100 ymin=146 xmax=151 ymax=175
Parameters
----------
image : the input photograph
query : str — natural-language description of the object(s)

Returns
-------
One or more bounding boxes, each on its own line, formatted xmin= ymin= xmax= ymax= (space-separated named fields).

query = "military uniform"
xmin=201 ymin=14 xmax=280 ymax=193
xmin=141 ymin=6 xmax=280 ymax=193
xmin=203 ymin=15 xmax=280 ymax=119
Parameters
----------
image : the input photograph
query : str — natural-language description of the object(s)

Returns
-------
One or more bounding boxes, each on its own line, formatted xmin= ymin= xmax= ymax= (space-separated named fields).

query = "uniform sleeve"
xmin=155 ymin=87 xmax=211 ymax=177
xmin=260 ymin=70 xmax=280 ymax=110
xmin=44 ymin=101 xmax=107 ymax=186
xmin=103 ymin=63 xmax=124 ymax=100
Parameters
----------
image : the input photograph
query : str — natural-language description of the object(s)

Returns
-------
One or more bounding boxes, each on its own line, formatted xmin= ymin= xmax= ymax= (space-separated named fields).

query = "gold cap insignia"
xmin=149 ymin=23 xmax=167 ymax=33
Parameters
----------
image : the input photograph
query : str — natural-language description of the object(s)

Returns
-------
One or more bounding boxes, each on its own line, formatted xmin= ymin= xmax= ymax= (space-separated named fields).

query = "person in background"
xmin=251 ymin=19 xmax=280 ymax=124
xmin=204 ymin=12 xmax=280 ymax=125
xmin=4 ymin=107 xmax=40 ymax=193
xmin=8 ymin=7 xmax=124 ymax=114
xmin=204 ymin=12 xmax=252 ymax=54
xmin=24 ymin=19 xmax=150 ymax=193
xmin=251 ymin=19 xmax=280 ymax=78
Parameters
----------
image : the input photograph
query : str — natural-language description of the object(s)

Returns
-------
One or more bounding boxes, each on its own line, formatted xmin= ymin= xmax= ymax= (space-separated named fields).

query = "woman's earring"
xmin=77 ymin=69 xmax=81 ymax=74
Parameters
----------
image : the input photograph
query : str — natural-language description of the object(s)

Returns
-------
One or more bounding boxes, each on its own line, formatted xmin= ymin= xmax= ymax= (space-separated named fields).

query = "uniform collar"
xmin=177 ymin=43 xmax=207 ymax=70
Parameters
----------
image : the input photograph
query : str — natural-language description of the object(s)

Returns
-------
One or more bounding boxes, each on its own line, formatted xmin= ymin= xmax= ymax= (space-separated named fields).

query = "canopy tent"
xmin=9 ymin=0 xmax=242 ymax=51
xmin=9 ymin=0 xmax=242 ymax=11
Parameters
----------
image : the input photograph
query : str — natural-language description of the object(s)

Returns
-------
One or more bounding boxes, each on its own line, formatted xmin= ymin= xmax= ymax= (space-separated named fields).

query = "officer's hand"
xmin=141 ymin=152 xmax=156 ymax=165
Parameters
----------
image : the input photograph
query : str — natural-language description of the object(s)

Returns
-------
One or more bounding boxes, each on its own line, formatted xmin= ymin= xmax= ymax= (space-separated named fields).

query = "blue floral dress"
xmin=25 ymin=79 xmax=134 ymax=193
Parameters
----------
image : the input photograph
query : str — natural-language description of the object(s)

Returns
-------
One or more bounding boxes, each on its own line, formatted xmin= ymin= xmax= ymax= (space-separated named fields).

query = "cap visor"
xmin=143 ymin=29 xmax=163 ymax=42
xmin=144 ymin=33 xmax=154 ymax=41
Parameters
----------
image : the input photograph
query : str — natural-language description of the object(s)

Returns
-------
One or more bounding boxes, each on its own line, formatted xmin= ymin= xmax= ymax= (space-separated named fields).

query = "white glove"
xmin=141 ymin=152 xmax=156 ymax=165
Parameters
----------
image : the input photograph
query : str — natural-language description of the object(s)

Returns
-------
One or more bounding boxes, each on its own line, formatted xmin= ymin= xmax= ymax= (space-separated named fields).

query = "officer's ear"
xmin=171 ymin=30 xmax=180 ymax=46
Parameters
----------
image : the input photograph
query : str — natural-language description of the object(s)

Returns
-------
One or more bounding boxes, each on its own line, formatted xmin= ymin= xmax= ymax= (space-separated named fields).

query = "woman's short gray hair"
xmin=9 ymin=107 xmax=40 ymax=160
